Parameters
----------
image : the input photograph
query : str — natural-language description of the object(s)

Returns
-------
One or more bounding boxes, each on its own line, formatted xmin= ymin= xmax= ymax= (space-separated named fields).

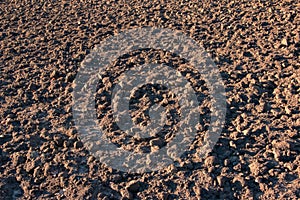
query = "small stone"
xmin=110 ymin=183 xmax=119 ymax=191
xmin=167 ymin=164 xmax=177 ymax=173
xmin=63 ymin=140 xmax=71 ymax=148
xmin=285 ymin=106 xmax=291 ymax=115
xmin=158 ymin=192 xmax=169 ymax=199
xmin=272 ymin=140 xmax=290 ymax=149
xmin=50 ymin=70 xmax=59 ymax=78
xmin=281 ymin=38 xmax=288 ymax=46
xmin=65 ymin=74 xmax=73 ymax=82
xmin=273 ymin=149 xmax=281 ymax=162
xmin=249 ymin=161 xmax=260 ymax=176
xmin=242 ymin=129 xmax=250 ymax=135
xmin=233 ymin=163 xmax=242 ymax=171
xmin=66 ymin=129 xmax=76 ymax=137
xmin=74 ymin=141 xmax=83 ymax=149
xmin=217 ymin=176 xmax=225 ymax=186
xmin=208 ymin=166 xmax=215 ymax=173
xmin=204 ymin=155 xmax=216 ymax=167
xmin=150 ymin=138 xmax=164 ymax=148
xmin=255 ymin=177 xmax=263 ymax=183
xmin=16 ymin=174 xmax=22 ymax=182
xmin=25 ymin=160 xmax=37 ymax=173
xmin=12 ymin=154 xmax=25 ymax=166
xmin=87 ymin=156 xmax=95 ymax=163
xmin=224 ymin=159 xmax=230 ymax=166
xmin=60 ymin=176 xmax=67 ymax=187
xmin=284 ymin=163 xmax=294 ymax=171
xmin=120 ymin=189 xmax=133 ymax=199
xmin=229 ymin=140 xmax=236 ymax=148
xmin=44 ymin=163 xmax=50 ymax=176
xmin=193 ymin=186 xmax=201 ymax=196
xmin=233 ymin=176 xmax=245 ymax=187
xmin=33 ymin=166 xmax=41 ymax=178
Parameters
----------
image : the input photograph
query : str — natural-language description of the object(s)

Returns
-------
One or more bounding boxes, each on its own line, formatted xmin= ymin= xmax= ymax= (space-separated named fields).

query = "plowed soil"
xmin=0 ymin=0 xmax=299 ymax=199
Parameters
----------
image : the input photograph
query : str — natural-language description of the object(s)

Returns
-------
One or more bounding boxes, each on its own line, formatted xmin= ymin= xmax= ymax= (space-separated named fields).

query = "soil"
xmin=0 ymin=0 xmax=299 ymax=199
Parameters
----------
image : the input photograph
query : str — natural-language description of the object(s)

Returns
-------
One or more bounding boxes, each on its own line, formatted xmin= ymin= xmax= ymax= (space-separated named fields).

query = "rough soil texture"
xmin=0 ymin=0 xmax=299 ymax=199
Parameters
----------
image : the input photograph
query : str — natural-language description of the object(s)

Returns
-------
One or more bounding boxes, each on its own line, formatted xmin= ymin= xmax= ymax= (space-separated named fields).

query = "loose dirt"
xmin=0 ymin=0 xmax=299 ymax=199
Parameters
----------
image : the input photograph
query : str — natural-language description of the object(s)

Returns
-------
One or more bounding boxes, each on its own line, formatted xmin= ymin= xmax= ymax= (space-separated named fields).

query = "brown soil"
xmin=0 ymin=0 xmax=299 ymax=199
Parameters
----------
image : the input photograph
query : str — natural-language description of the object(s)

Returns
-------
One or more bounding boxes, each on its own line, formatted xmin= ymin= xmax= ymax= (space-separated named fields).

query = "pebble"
xmin=44 ymin=163 xmax=50 ymax=176
xmin=232 ymin=176 xmax=245 ymax=187
xmin=281 ymin=38 xmax=288 ymax=46
xmin=193 ymin=186 xmax=201 ymax=196
xmin=217 ymin=176 xmax=225 ymax=187
xmin=33 ymin=166 xmax=41 ymax=178
xmin=74 ymin=141 xmax=83 ymax=149
xmin=150 ymin=138 xmax=164 ymax=148
xmin=204 ymin=155 xmax=216 ymax=167
xmin=249 ymin=161 xmax=260 ymax=176
xmin=120 ymin=189 xmax=133 ymax=199
xmin=25 ymin=160 xmax=38 ymax=173
xmin=229 ymin=140 xmax=236 ymax=148
xmin=50 ymin=70 xmax=59 ymax=78
xmin=12 ymin=154 xmax=26 ymax=166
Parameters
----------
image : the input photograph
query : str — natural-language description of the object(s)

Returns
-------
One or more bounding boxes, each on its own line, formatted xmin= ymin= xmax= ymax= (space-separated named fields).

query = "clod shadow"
xmin=0 ymin=176 xmax=24 ymax=200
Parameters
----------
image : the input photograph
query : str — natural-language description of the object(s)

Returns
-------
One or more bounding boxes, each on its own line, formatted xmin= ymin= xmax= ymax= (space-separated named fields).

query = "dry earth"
xmin=0 ymin=0 xmax=299 ymax=199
